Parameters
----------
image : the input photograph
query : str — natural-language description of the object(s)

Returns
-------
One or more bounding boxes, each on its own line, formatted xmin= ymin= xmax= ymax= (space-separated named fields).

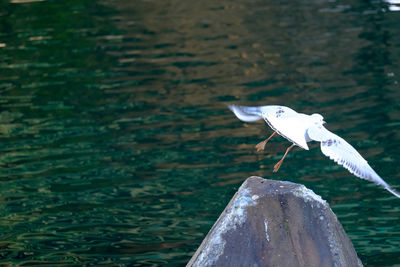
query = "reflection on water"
xmin=0 ymin=0 xmax=399 ymax=265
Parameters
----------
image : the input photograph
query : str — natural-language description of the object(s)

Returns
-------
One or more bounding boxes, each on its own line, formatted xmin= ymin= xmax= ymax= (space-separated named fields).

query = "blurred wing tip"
xmin=227 ymin=104 xmax=262 ymax=122
xmin=385 ymin=186 xmax=400 ymax=198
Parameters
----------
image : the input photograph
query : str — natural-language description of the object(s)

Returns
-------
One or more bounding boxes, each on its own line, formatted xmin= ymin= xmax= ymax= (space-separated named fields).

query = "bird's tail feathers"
xmin=228 ymin=105 xmax=263 ymax=122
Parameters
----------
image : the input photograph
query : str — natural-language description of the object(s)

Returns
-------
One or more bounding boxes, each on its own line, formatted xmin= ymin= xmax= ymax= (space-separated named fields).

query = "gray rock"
xmin=187 ymin=176 xmax=362 ymax=267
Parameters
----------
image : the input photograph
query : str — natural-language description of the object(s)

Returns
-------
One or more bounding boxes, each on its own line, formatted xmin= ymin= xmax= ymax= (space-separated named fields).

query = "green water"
xmin=0 ymin=0 xmax=399 ymax=265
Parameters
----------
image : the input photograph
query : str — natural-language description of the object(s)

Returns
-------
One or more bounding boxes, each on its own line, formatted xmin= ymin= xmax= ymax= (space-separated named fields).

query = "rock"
xmin=187 ymin=176 xmax=362 ymax=267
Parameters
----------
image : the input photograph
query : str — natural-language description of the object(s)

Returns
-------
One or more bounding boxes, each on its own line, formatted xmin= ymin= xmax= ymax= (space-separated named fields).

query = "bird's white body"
xmin=229 ymin=104 xmax=400 ymax=198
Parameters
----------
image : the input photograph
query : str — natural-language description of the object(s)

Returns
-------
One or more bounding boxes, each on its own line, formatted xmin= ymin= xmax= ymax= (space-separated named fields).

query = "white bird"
xmin=228 ymin=104 xmax=400 ymax=198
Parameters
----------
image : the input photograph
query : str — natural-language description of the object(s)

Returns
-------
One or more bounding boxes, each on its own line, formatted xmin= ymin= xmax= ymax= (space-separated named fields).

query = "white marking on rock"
xmin=292 ymin=185 xmax=327 ymax=208
xmin=264 ymin=219 xmax=270 ymax=242
xmin=193 ymin=187 xmax=257 ymax=266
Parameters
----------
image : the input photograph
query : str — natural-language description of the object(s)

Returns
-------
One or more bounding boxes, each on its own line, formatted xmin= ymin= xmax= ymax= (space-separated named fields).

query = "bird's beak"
xmin=323 ymin=120 xmax=326 ymax=124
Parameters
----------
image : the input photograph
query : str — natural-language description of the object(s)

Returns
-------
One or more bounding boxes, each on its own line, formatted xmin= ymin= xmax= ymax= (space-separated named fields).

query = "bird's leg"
xmin=273 ymin=144 xmax=295 ymax=172
xmin=255 ymin=132 xmax=277 ymax=152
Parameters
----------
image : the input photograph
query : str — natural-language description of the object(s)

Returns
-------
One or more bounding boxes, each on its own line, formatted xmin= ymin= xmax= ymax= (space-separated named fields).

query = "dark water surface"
xmin=1 ymin=0 xmax=400 ymax=265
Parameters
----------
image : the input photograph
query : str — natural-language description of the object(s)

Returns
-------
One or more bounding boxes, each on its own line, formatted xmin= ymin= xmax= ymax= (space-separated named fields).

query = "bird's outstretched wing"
xmin=307 ymin=124 xmax=400 ymax=198
xmin=228 ymin=105 xmax=264 ymax=122
xmin=228 ymin=104 xmax=298 ymax=122
xmin=228 ymin=105 xmax=309 ymax=149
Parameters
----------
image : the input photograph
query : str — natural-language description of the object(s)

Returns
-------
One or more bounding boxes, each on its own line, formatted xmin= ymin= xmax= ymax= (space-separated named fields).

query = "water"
xmin=0 ymin=0 xmax=399 ymax=265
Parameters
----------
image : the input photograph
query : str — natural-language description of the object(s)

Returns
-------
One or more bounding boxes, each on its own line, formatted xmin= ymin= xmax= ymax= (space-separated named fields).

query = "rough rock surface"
xmin=187 ymin=176 xmax=362 ymax=267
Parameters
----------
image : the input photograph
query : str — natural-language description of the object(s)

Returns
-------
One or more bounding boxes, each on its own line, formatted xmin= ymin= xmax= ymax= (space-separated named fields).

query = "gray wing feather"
xmin=307 ymin=124 xmax=400 ymax=198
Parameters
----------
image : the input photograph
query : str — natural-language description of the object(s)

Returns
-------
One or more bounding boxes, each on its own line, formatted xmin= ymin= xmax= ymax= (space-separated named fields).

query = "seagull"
xmin=228 ymin=104 xmax=400 ymax=198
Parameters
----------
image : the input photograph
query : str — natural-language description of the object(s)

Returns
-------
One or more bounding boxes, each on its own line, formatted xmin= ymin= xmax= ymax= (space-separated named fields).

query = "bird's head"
xmin=311 ymin=113 xmax=326 ymax=124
